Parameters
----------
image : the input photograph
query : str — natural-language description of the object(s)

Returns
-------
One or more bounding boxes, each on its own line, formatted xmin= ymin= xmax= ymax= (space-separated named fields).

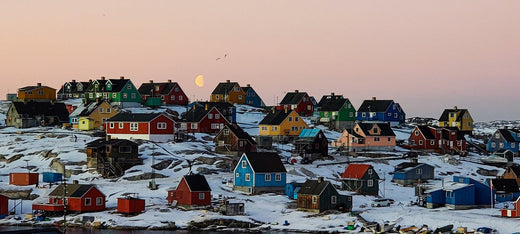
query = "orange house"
xmin=210 ymin=80 xmax=246 ymax=104
xmin=17 ymin=83 xmax=56 ymax=102
xmin=332 ymin=122 xmax=396 ymax=152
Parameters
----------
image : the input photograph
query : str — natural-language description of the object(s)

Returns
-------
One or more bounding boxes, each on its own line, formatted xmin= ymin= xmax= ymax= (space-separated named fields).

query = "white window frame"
xmin=224 ymin=129 xmax=229 ymax=135
xmin=312 ymin=196 xmax=317 ymax=204
xmin=106 ymin=108 xmax=111 ymax=113
xmin=242 ymin=160 xmax=247 ymax=168
xmin=275 ymin=173 xmax=282 ymax=181
xmin=157 ymin=122 xmax=167 ymax=129
xmin=112 ymin=93 xmax=117 ymax=99
xmin=199 ymin=193 xmax=205 ymax=200
xmin=215 ymin=114 xmax=220 ymax=119
xmin=417 ymin=168 xmax=423 ymax=174
xmin=245 ymin=173 xmax=250 ymax=181
xmin=119 ymin=122 xmax=124 ymax=129
xmin=331 ymin=195 xmax=337 ymax=204
xmin=367 ymin=180 xmax=373 ymax=187
xmin=109 ymin=122 xmax=114 ymax=129
xmin=96 ymin=197 xmax=103 ymax=206
xmin=208 ymin=113 xmax=213 ymax=119
xmin=419 ymin=140 xmax=423 ymax=145
xmin=85 ymin=197 xmax=92 ymax=206
xmin=191 ymin=123 xmax=198 ymax=129
xmin=130 ymin=123 xmax=138 ymax=131
xmin=236 ymin=173 xmax=239 ymax=177
xmin=261 ymin=126 xmax=268 ymax=131
xmin=265 ymin=174 xmax=271 ymax=181
xmin=430 ymin=140 xmax=435 ymax=145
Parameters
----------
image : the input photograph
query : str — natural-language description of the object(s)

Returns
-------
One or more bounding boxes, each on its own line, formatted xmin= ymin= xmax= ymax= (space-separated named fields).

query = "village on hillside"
xmin=1 ymin=77 xmax=520 ymax=233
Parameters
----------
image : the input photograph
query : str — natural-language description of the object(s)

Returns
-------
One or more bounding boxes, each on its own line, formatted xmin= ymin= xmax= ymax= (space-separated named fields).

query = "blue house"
xmin=392 ymin=160 xmax=435 ymax=186
xmin=356 ymin=97 xmax=405 ymax=126
xmin=487 ymin=128 xmax=520 ymax=156
xmin=242 ymin=84 xmax=265 ymax=108
xmin=426 ymin=176 xmax=494 ymax=209
xmin=285 ymin=182 xmax=304 ymax=200
xmin=233 ymin=152 xmax=287 ymax=194
xmin=487 ymin=178 xmax=520 ymax=203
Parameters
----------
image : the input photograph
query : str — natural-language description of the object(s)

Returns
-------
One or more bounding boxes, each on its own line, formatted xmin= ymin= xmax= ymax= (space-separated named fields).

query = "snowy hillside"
xmin=0 ymin=101 xmax=519 ymax=232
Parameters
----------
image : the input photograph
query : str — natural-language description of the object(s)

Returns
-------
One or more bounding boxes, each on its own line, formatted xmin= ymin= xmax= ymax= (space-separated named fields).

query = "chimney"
xmin=72 ymin=79 xmax=76 ymax=83
xmin=331 ymin=92 xmax=335 ymax=97
xmin=120 ymin=76 xmax=124 ymax=80
xmin=412 ymin=157 xmax=418 ymax=164
xmin=372 ymin=97 xmax=376 ymax=101
xmin=73 ymin=180 xmax=79 ymax=185
xmin=226 ymin=80 xmax=230 ymax=83
xmin=89 ymin=79 xmax=92 ymax=83
xmin=101 ymin=76 xmax=105 ymax=80
xmin=453 ymin=106 xmax=458 ymax=110
xmin=247 ymin=84 xmax=251 ymax=87
xmin=295 ymin=90 xmax=299 ymax=93
xmin=318 ymin=177 xmax=324 ymax=183
xmin=205 ymin=104 xmax=208 ymax=110
xmin=37 ymin=83 xmax=42 ymax=87
xmin=272 ymin=107 xmax=275 ymax=113
xmin=149 ymin=80 xmax=153 ymax=83
xmin=284 ymin=107 xmax=288 ymax=113
xmin=168 ymin=79 xmax=172 ymax=83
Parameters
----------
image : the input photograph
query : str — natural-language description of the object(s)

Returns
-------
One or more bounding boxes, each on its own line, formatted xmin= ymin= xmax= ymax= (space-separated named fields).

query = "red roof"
xmin=342 ymin=164 xmax=371 ymax=179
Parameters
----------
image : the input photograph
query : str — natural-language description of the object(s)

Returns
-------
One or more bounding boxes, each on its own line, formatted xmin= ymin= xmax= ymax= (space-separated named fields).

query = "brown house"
xmin=297 ymin=177 xmax=352 ymax=213
xmin=85 ymin=137 xmax=141 ymax=178
xmin=210 ymin=80 xmax=246 ymax=105
xmin=17 ymin=83 xmax=56 ymax=102
xmin=503 ymin=165 xmax=520 ymax=187
xmin=214 ymin=124 xmax=257 ymax=155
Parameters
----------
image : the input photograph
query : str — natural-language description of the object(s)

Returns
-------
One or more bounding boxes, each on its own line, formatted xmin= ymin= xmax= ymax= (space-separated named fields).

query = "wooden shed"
xmin=9 ymin=172 xmax=38 ymax=186
xmin=0 ymin=194 xmax=8 ymax=217
xmin=117 ymin=194 xmax=145 ymax=215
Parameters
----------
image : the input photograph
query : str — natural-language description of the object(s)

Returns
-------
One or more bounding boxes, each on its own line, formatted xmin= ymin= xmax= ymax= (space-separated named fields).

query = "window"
xmin=99 ymin=107 xmax=103 ymax=113
xmin=331 ymin=196 xmax=337 ymax=204
xmin=199 ymin=193 xmax=205 ymax=200
xmin=236 ymin=173 xmax=239 ymax=177
xmin=131 ymin=93 xmax=136 ymax=99
xmin=180 ymin=123 xmax=187 ymax=130
xmin=388 ymin=113 xmax=391 ymax=116
xmin=265 ymin=174 xmax=271 ymax=181
xmin=288 ymin=117 xmax=292 ymax=122
xmin=160 ymin=95 xmax=164 ymax=100
xmin=112 ymin=93 xmax=117 ymax=99
xmin=238 ymin=95 xmax=242 ymax=100
xmin=171 ymin=95 xmax=175 ymax=100
xmin=85 ymin=198 xmax=92 ymax=206
xmin=394 ymin=113 xmax=398 ymax=118
xmin=175 ymin=87 xmax=179 ymax=92
xmin=446 ymin=191 xmax=453 ymax=198
xmin=211 ymin=123 xmax=220 ymax=129
xmin=191 ymin=123 xmax=198 ymax=129
xmin=307 ymin=105 xmax=312 ymax=110
xmin=416 ymin=168 xmax=423 ymax=174
xmin=106 ymin=108 xmax=111 ymax=113
xmin=362 ymin=113 xmax=366 ymax=117
xmin=368 ymin=169 xmax=373 ymax=174
xmin=215 ymin=114 xmax=220 ymax=119
xmin=415 ymin=131 xmax=419 ymax=136
xmin=491 ymin=142 xmax=496 ymax=148
xmin=373 ymin=128 xmax=378 ymax=133
xmin=271 ymin=126 xmax=278 ymax=131
xmin=495 ymin=133 xmax=501 ymax=139
xmin=275 ymin=173 xmax=281 ymax=181
xmin=291 ymin=126 xmax=298 ymax=131
xmin=109 ymin=123 xmax=114 ymax=129
xmin=245 ymin=173 xmax=250 ymax=181
xmin=127 ymin=84 xmax=132 ymax=90
xmin=312 ymin=196 xmax=317 ymax=204
xmin=419 ymin=140 xmax=423 ymax=145
xmin=374 ymin=137 xmax=380 ymax=142
xmin=119 ymin=146 xmax=131 ymax=153
xmin=89 ymin=93 xmax=93 ymax=98
xmin=130 ymin=123 xmax=138 ymax=131
xmin=38 ymin=90 xmax=44 ymax=95
xmin=295 ymin=117 xmax=299 ymax=122
xmin=157 ymin=122 xmax=167 ymax=129
xmin=179 ymin=96 xmax=183 ymax=101
xmin=96 ymin=197 xmax=103 ymax=206
xmin=208 ymin=113 xmax=213 ymax=119
xmin=349 ymin=112 xmax=353 ymax=117
xmin=81 ymin=120 xmax=86 ymax=125
xmin=123 ymin=93 xmax=128 ymax=99
xmin=512 ymin=143 xmax=516 ymax=148
xmin=411 ymin=140 xmax=415 ymax=145
xmin=119 ymin=122 xmax=124 ymax=129
xmin=388 ymin=137 xmax=391 ymax=142
xmin=430 ymin=140 xmax=435 ymax=145
xmin=242 ymin=160 xmax=247 ymax=168
xmin=261 ymin=126 xmax=267 ymax=131
xmin=367 ymin=180 xmax=373 ymax=187
xmin=224 ymin=129 xmax=229 ymax=135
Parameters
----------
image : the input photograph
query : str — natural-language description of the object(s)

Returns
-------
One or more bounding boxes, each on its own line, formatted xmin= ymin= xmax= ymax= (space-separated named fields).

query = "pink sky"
xmin=1 ymin=1 xmax=519 ymax=121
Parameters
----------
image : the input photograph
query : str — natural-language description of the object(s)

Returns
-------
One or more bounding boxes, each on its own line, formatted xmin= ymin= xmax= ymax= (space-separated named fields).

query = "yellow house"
xmin=17 ymin=83 xmax=56 ymax=101
xmin=210 ymin=80 xmax=246 ymax=104
xmin=438 ymin=106 xmax=474 ymax=135
xmin=259 ymin=109 xmax=308 ymax=141
xmin=70 ymin=100 xmax=119 ymax=130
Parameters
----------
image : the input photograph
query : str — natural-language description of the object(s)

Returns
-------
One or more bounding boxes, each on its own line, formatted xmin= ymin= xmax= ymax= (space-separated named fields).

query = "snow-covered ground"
xmin=1 ymin=101 xmax=520 ymax=232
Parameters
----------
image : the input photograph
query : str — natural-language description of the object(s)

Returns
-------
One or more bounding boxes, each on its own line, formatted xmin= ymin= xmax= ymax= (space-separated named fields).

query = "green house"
xmin=316 ymin=93 xmax=356 ymax=130
xmin=85 ymin=76 xmax=142 ymax=107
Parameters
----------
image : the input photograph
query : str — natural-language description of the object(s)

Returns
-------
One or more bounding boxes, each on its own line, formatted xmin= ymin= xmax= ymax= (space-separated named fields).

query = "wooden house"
xmin=392 ymin=160 xmax=435 ymax=186
xmin=9 ymin=172 xmax=39 ymax=186
xmin=167 ymin=174 xmax=211 ymax=208
xmin=316 ymin=93 xmax=356 ymax=130
xmin=502 ymin=165 xmax=520 ymax=187
xmin=69 ymin=100 xmax=118 ymax=130
xmin=356 ymin=97 xmax=405 ymax=126
xmin=84 ymin=76 xmax=142 ymax=108
xmin=138 ymin=80 xmax=188 ymax=106
xmin=278 ymin=90 xmax=314 ymax=117
xmin=487 ymin=128 xmax=520 ymax=156
xmin=488 ymin=179 xmax=520 ymax=203
xmin=210 ymin=80 xmax=246 ymax=105
xmin=187 ymin=101 xmax=236 ymax=123
xmin=106 ymin=112 xmax=176 ymax=142
xmin=6 ymin=101 xmax=70 ymax=128
xmin=501 ymin=196 xmax=520 ymax=217
xmin=438 ymin=106 xmax=473 ymax=135
xmin=179 ymin=105 xmax=230 ymax=134
xmin=57 ymin=80 xmax=91 ymax=100
xmin=17 ymin=83 xmax=56 ymax=102
xmin=32 ymin=183 xmax=106 ymax=213
xmin=214 ymin=124 xmax=257 ymax=155
xmin=85 ymin=137 xmax=141 ymax=178
xmin=258 ymin=109 xmax=308 ymax=142
xmin=292 ymin=129 xmax=328 ymax=162
xmin=218 ymin=199 xmax=245 ymax=216
xmin=297 ymin=177 xmax=352 ymax=213
xmin=340 ymin=164 xmax=379 ymax=195
xmin=242 ymin=84 xmax=265 ymax=108
xmin=0 ymin=194 xmax=8 ymax=217
xmin=233 ymin=152 xmax=287 ymax=194
xmin=408 ymin=125 xmax=468 ymax=154
xmin=285 ymin=182 xmax=304 ymax=200
xmin=332 ymin=122 xmax=396 ymax=152
xmin=117 ymin=194 xmax=145 ymax=215
xmin=426 ymin=176 xmax=493 ymax=209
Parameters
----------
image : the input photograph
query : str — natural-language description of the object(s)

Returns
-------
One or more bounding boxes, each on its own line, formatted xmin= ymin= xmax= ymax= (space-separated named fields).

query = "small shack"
xmin=0 ymin=194 xmax=8 ymax=218
xmin=218 ymin=199 xmax=245 ymax=216
xmin=42 ymin=172 xmax=63 ymax=184
xmin=9 ymin=172 xmax=39 ymax=186
xmin=168 ymin=174 xmax=211 ymax=209
xmin=501 ymin=196 xmax=520 ymax=217
xmin=117 ymin=193 xmax=145 ymax=215
xmin=285 ymin=182 xmax=304 ymax=200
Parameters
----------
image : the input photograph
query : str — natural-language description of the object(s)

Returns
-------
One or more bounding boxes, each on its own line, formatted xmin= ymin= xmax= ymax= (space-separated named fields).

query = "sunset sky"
xmin=1 ymin=1 xmax=519 ymax=121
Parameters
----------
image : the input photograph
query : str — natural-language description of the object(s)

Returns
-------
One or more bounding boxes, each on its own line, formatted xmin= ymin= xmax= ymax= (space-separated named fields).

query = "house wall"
xmin=233 ymin=156 xmax=254 ymax=193
xmin=0 ymin=195 xmax=8 ymax=216
xmin=297 ymin=194 xmax=320 ymax=213
xmin=117 ymin=198 xmax=145 ymax=214
xmin=88 ymin=102 xmax=118 ymax=129
xmin=78 ymin=117 xmax=94 ymax=131
xmin=245 ymin=89 xmax=265 ymax=108
xmin=254 ymin=172 xmax=286 ymax=188
xmin=189 ymin=191 xmax=211 ymax=206
xmin=447 ymin=186 xmax=475 ymax=208
xmin=18 ymin=86 xmax=56 ymax=101
xmin=426 ymin=190 xmax=446 ymax=208
xmin=67 ymin=188 xmax=105 ymax=212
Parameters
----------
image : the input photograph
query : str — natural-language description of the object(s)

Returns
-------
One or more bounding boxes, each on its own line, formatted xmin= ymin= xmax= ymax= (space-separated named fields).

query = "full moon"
xmin=195 ymin=75 xmax=204 ymax=87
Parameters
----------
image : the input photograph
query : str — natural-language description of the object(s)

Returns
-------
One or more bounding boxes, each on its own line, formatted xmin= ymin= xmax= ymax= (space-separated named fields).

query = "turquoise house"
xmin=233 ymin=152 xmax=287 ymax=194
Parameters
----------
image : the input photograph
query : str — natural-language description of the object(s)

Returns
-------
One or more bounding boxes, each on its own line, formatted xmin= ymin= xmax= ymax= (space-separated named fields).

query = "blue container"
xmin=42 ymin=172 xmax=63 ymax=183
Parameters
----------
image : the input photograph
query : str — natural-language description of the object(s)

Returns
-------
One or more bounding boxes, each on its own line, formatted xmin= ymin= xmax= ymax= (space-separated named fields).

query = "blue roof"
xmin=299 ymin=129 xmax=321 ymax=138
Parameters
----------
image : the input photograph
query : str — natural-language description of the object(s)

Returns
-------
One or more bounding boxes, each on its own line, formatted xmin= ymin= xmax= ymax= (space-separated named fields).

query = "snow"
xmin=0 ymin=101 xmax=519 ymax=232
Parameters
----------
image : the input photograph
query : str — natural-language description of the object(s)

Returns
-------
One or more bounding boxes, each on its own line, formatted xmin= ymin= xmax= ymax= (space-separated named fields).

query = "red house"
xmin=32 ymin=183 xmax=106 ymax=213
xmin=0 ymin=194 xmax=8 ymax=217
xmin=408 ymin=125 xmax=466 ymax=154
xmin=167 ymin=174 xmax=211 ymax=208
xmin=138 ymin=80 xmax=189 ymax=106
xmin=106 ymin=112 xmax=176 ymax=142
xmin=278 ymin=90 xmax=314 ymax=117
xmin=179 ymin=105 xmax=230 ymax=134
xmin=501 ymin=196 xmax=520 ymax=217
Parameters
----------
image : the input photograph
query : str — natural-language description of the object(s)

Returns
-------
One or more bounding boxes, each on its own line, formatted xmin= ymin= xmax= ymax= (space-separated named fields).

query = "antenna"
xmin=149 ymin=144 xmax=158 ymax=190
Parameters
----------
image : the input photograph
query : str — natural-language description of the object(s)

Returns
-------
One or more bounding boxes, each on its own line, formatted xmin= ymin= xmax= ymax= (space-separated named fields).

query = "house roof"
xmin=89 ymin=78 xmax=132 ymax=92
xmin=341 ymin=164 xmax=371 ymax=179
xmin=183 ymin=174 xmax=211 ymax=192
xmin=395 ymin=163 xmax=433 ymax=173
xmin=507 ymin=165 xmax=520 ymax=177
xmin=243 ymin=152 xmax=286 ymax=173
xmin=491 ymin=179 xmax=519 ymax=193
xmin=180 ymin=106 xmax=218 ymax=123
xmin=58 ymin=81 xmax=91 ymax=94
xmin=357 ymin=99 xmax=393 ymax=113
xmin=49 ymin=184 xmax=100 ymax=198
xmin=441 ymin=182 xmax=473 ymax=192
xmin=416 ymin=125 xmax=436 ymax=140
xmin=298 ymin=129 xmax=322 ymax=138
xmin=317 ymin=94 xmax=344 ymax=107
xmin=86 ymin=138 xmax=137 ymax=148
xmin=108 ymin=112 xmax=163 ymax=122
xmin=259 ymin=109 xmax=291 ymax=125
xmin=226 ymin=124 xmax=256 ymax=144
xmin=440 ymin=127 xmax=465 ymax=140
xmin=438 ymin=108 xmax=470 ymax=122
xmin=498 ymin=129 xmax=520 ymax=143
xmin=11 ymin=101 xmax=69 ymax=122
xmin=357 ymin=123 xmax=396 ymax=137
xmin=189 ymin=101 xmax=235 ymax=114
xmin=279 ymin=91 xmax=308 ymax=105
xmin=138 ymin=81 xmax=179 ymax=95
xmin=318 ymin=96 xmax=349 ymax=112
xmin=70 ymin=100 xmax=110 ymax=117
xmin=18 ymin=85 xmax=55 ymax=92
xmin=298 ymin=179 xmax=331 ymax=196
xmin=211 ymin=81 xmax=240 ymax=95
